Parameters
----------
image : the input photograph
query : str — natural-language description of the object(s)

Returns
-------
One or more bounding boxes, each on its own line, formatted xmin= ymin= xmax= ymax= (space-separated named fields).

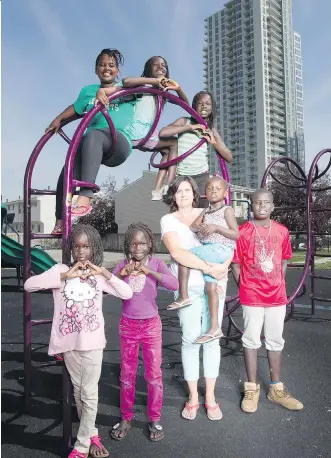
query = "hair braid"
xmin=124 ymin=222 xmax=156 ymax=260
xmin=65 ymin=223 xmax=104 ymax=266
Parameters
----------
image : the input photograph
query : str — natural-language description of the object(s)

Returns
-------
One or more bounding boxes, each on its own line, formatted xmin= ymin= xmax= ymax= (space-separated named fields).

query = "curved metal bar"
xmin=269 ymin=170 xmax=307 ymax=189
xmin=285 ymin=160 xmax=306 ymax=182
xmin=134 ymin=95 xmax=163 ymax=148
xmin=100 ymin=108 xmax=117 ymax=144
xmin=312 ymin=154 xmax=331 ymax=181
xmin=58 ymin=129 xmax=72 ymax=145
xmin=260 ymin=156 xmax=306 ymax=188
xmin=23 ymin=131 xmax=55 ymax=408
xmin=150 ymin=138 xmax=206 ymax=168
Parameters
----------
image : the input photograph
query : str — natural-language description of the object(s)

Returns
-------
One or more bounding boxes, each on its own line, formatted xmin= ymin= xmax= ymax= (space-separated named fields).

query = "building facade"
xmin=204 ymin=0 xmax=305 ymax=187
xmin=114 ymin=171 xmax=253 ymax=234
xmin=293 ymin=31 xmax=305 ymax=167
xmin=4 ymin=195 xmax=56 ymax=234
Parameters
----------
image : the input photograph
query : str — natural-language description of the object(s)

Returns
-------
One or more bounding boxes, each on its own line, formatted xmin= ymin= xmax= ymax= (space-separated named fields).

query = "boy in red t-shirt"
xmin=232 ymin=189 xmax=303 ymax=413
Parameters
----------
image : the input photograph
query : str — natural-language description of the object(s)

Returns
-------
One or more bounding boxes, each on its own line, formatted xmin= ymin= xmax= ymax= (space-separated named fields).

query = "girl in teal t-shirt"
xmin=45 ymin=48 xmax=136 ymax=235
xmin=96 ymin=56 xmax=189 ymax=201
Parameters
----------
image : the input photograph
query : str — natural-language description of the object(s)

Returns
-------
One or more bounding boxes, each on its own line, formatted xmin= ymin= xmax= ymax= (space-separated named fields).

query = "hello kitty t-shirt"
xmin=24 ymin=263 xmax=133 ymax=355
xmin=233 ymin=221 xmax=292 ymax=307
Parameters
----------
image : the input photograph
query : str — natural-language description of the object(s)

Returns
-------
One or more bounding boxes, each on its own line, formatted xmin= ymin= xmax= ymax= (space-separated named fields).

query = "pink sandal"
xmin=68 ymin=449 xmax=88 ymax=458
xmin=90 ymin=435 xmax=109 ymax=458
xmin=51 ymin=224 xmax=62 ymax=235
xmin=205 ymin=402 xmax=223 ymax=421
xmin=181 ymin=402 xmax=200 ymax=420
xmin=71 ymin=205 xmax=92 ymax=218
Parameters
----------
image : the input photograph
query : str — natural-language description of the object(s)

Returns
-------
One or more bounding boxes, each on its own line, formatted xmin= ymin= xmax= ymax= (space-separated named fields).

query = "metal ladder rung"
xmin=31 ymin=189 xmax=56 ymax=195
xmin=310 ymin=295 xmax=331 ymax=303
xmin=72 ymin=180 xmax=100 ymax=191
xmin=30 ymin=233 xmax=61 ymax=239
xmin=309 ymin=274 xmax=331 ymax=280
xmin=32 ymin=319 xmax=52 ymax=326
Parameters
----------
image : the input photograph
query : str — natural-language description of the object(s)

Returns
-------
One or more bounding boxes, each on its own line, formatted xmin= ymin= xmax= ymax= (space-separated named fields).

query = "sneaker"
xmin=241 ymin=382 xmax=260 ymax=413
xmin=267 ymin=382 xmax=303 ymax=410
xmin=151 ymin=189 xmax=163 ymax=201
xmin=162 ymin=184 xmax=169 ymax=195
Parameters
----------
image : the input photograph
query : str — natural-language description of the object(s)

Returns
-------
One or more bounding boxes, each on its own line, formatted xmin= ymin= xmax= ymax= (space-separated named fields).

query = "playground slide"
xmin=1 ymin=234 xmax=56 ymax=275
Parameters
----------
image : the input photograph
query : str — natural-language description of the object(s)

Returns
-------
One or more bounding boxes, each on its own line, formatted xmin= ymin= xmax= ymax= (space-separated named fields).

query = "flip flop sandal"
xmin=205 ymin=403 xmax=223 ymax=421
xmin=68 ymin=449 xmax=88 ymax=458
xmin=89 ymin=435 xmax=109 ymax=458
xmin=110 ymin=421 xmax=131 ymax=441
xmin=53 ymin=353 xmax=63 ymax=361
xmin=167 ymin=299 xmax=192 ymax=310
xmin=195 ymin=328 xmax=223 ymax=344
xmin=51 ymin=224 xmax=63 ymax=235
xmin=148 ymin=422 xmax=164 ymax=442
xmin=181 ymin=402 xmax=200 ymax=420
xmin=71 ymin=205 xmax=92 ymax=218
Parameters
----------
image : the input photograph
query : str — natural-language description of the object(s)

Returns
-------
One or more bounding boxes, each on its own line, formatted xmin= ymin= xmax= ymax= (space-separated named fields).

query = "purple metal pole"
xmin=23 ymin=132 xmax=55 ymax=409
xmin=306 ymin=149 xmax=331 ymax=314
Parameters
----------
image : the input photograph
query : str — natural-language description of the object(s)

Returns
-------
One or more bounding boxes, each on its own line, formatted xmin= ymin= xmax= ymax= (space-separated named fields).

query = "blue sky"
xmin=2 ymin=0 xmax=331 ymax=201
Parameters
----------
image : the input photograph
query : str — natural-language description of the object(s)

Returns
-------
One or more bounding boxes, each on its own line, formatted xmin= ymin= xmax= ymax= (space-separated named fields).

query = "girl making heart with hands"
xmin=24 ymin=224 xmax=132 ymax=458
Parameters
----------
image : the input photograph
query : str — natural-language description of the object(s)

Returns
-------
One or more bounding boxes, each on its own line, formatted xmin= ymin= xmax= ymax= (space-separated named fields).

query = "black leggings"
xmin=56 ymin=128 xmax=130 ymax=219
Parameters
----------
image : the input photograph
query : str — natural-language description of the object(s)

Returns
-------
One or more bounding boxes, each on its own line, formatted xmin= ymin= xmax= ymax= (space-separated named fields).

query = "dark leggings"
xmin=55 ymin=128 xmax=130 ymax=219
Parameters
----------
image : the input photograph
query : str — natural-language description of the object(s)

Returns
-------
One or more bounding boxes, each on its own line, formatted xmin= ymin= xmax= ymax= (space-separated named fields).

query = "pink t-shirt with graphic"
xmin=24 ymin=264 xmax=133 ymax=355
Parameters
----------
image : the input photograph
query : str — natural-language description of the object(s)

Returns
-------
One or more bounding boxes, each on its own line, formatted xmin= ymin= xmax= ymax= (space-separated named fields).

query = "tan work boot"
xmin=267 ymin=382 xmax=303 ymax=410
xmin=241 ymin=382 xmax=260 ymax=413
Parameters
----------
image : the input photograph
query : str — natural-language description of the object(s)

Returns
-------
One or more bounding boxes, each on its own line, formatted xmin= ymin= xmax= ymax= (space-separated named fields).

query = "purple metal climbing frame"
xmin=23 ymin=87 xmax=231 ymax=446
xmin=224 ymin=149 xmax=331 ymax=338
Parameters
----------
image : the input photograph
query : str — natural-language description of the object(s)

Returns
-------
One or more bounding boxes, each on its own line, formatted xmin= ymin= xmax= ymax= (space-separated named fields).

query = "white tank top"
xmin=177 ymin=118 xmax=209 ymax=176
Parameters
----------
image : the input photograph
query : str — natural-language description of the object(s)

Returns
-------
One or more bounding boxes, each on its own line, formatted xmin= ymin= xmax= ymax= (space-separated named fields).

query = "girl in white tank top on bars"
xmin=158 ymin=91 xmax=232 ymax=207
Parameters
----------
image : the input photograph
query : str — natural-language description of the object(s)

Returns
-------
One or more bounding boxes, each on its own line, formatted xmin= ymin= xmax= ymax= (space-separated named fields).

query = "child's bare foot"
xmin=167 ymin=297 xmax=192 ymax=310
xmin=72 ymin=196 xmax=92 ymax=217
xmin=196 ymin=327 xmax=223 ymax=344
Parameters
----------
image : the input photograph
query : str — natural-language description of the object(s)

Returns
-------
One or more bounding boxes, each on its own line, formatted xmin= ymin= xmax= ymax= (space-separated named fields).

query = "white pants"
xmin=63 ymin=349 xmax=103 ymax=453
xmin=242 ymin=305 xmax=286 ymax=351
xmin=178 ymin=277 xmax=227 ymax=381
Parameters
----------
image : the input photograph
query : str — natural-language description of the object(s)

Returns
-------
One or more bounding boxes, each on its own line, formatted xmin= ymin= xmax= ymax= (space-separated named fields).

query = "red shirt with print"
xmin=233 ymin=220 xmax=292 ymax=307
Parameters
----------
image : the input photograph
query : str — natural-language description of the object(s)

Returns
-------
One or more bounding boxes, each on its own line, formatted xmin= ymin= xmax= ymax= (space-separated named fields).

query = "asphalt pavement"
xmin=2 ymin=268 xmax=331 ymax=458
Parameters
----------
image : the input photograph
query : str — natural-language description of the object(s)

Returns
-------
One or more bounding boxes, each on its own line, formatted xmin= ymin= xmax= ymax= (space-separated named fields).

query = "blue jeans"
xmin=177 ymin=279 xmax=227 ymax=381
xmin=191 ymin=243 xmax=233 ymax=283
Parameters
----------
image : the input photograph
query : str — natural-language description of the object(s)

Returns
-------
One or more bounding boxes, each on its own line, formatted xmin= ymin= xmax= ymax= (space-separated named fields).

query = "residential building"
xmin=4 ymin=195 xmax=56 ymax=234
xmin=114 ymin=171 xmax=253 ymax=234
xmin=204 ymin=0 xmax=305 ymax=187
xmin=293 ymin=32 xmax=305 ymax=168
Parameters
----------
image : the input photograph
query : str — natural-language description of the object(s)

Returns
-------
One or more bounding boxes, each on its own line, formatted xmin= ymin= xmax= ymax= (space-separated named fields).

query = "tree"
xmin=268 ymin=166 xmax=331 ymax=246
xmin=78 ymin=175 xmax=117 ymax=235
xmin=121 ymin=177 xmax=130 ymax=189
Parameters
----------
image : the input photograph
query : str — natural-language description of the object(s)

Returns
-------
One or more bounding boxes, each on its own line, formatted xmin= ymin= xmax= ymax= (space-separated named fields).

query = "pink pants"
xmin=119 ymin=315 xmax=163 ymax=422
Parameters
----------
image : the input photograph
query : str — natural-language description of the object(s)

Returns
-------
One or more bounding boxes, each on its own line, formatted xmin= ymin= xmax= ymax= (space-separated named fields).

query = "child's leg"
xmin=195 ymin=281 xmax=223 ymax=343
xmin=141 ymin=315 xmax=164 ymax=441
xmin=63 ymin=349 xmax=103 ymax=455
xmin=152 ymin=138 xmax=178 ymax=192
xmin=264 ymin=305 xmax=286 ymax=381
xmin=167 ymin=264 xmax=192 ymax=309
xmin=240 ymin=306 xmax=264 ymax=413
xmin=54 ymin=143 xmax=83 ymax=231
xmin=74 ymin=129 xmax=130 ymax=212
xmin=111 ymin=317 xmax=139 ymax=440
xmin=264 ymin=305 xmax=303 ymax=410
xmin=205 ymin=281 xmax=220 ymax=332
